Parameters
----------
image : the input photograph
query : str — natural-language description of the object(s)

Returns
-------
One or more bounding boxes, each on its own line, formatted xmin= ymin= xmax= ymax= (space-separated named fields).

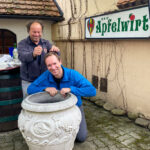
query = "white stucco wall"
xmin=52 ymin=0 xmax=150 ymax=119
xmin=0 ymin=19 xmax=53 ymax=44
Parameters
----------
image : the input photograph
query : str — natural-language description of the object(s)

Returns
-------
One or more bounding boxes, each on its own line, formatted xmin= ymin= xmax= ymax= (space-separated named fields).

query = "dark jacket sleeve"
xmin=18 ymin=39 xmax=34 ymax=63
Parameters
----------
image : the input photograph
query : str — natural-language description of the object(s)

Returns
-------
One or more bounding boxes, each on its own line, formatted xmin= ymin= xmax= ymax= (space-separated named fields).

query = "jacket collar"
xmin=48 ymin=65 xmax=69 ymax=82
xmin=27 ymin=36 xmax=45 ymax=45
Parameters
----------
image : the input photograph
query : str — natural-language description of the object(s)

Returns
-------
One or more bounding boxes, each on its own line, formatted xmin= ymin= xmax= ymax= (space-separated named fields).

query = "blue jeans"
xmin=21 ymin=80 xmax=31 ymax=99
xmin=76 ymin=105 xmax=88 ymax=142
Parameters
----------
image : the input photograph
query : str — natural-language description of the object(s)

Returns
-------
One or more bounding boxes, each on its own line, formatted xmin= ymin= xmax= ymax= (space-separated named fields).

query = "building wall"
xmin=52 ymin=0 xmax=150 ymax=119
xmin=0 ymin=19 xmax=53 ymax=44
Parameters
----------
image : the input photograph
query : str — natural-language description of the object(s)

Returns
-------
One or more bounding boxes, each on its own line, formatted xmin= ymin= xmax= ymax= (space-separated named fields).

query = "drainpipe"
xmin=53 ymin=0 xmax=64 ymax=17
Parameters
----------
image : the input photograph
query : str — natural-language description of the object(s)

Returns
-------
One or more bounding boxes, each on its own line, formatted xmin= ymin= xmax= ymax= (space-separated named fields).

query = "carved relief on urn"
xmin=18 ymin=92 xmax=81 ymax=150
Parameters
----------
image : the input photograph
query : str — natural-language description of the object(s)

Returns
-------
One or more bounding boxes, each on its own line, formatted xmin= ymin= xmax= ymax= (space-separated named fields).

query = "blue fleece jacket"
xmin=27 ymin=66 xmax=96 ymax=106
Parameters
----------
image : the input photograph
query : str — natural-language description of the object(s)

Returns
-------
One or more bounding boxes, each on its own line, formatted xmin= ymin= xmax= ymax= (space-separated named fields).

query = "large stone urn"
xmin=18 ymin=92 xmax=81 ymax=150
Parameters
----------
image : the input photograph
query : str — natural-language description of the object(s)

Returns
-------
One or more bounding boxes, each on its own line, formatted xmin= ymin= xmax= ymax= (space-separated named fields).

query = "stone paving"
xmin=1 ymin=99 xmax=150 ymax=150
xmin=73 ymin=100 xmax=150 ymax=150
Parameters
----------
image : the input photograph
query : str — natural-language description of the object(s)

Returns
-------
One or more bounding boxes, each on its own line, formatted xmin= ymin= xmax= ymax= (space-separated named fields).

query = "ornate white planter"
xmin=18 ymin=92 xmax=81 ymax=150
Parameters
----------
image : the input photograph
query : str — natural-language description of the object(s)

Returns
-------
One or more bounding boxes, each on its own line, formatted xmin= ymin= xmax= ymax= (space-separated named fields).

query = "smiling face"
xmin=29 ymin=22 xmax=42 ymax=44
xmin=45 ymin=55 xmax=63 ymax=79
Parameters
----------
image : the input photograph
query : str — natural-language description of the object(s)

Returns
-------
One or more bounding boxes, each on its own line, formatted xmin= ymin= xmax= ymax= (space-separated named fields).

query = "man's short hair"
xmin=44 ymin=52 xmax=61 ymax=63
xmin=26 ymin=20 xmax=44 ymax=33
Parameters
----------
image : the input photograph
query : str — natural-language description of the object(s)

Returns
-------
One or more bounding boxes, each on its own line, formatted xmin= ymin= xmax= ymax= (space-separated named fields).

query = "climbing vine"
xmin=57 ymin=0 xmax=128 ymax=111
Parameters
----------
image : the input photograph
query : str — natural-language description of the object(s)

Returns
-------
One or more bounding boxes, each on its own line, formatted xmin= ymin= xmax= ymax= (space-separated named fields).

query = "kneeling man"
xmin=27 ymin=52 xmax=96 ymax=142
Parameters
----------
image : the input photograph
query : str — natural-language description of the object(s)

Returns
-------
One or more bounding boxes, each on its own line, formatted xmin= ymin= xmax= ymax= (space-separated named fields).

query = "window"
xmin=0 ymin=29 xmax=16 ymax=54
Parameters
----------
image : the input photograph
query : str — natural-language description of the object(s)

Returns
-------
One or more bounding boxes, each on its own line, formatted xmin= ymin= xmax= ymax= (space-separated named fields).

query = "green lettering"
xmin=101 ymin=23 xmax=107 ymax=36
xmin=96 ymin=21 xmax=101 ymax=33
xmin=135 ymin=19 xmax=141 ymax=31
xmin=130 ymin=20 xmax=134 ymax=31
xmin=117 ymin=18 xmax=121 ymax=32
xmin=121 ymin=21 xmax=129 ymax=31
xmin=142 ymin=15 xmax=149 ymax=31
xmin=107 ymin=19 xmax=112 ymax=32
xmin=112 ymin=22 xmax=117 ymax=32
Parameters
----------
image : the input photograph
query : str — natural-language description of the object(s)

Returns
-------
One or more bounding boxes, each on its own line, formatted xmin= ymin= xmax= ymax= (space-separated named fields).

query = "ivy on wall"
xmin=56 ymin=0 xmax=128 ymax=110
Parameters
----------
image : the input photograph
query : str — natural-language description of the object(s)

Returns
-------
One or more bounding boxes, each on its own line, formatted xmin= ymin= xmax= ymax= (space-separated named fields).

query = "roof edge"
xmin=0 ymin=14 xmax=64 ymax=22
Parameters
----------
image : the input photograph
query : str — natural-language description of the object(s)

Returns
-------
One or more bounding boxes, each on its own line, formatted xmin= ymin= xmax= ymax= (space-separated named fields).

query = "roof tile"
xmin=117 ymin=0 xmax=148 ymax=9
xmin=0 ymin=0 xmax=63 ymax=18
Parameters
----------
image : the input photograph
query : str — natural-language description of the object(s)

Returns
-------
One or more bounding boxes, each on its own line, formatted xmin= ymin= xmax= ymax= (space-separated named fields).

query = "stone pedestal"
xmin=18 ymin=92 xmax=81 ymax=150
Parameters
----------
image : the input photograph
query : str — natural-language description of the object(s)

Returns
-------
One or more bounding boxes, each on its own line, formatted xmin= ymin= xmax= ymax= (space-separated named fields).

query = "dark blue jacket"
xmin=18 ymin=36 xmax=52 ymax=82
xmin=27 ymin=66 xmax=96 ymax=106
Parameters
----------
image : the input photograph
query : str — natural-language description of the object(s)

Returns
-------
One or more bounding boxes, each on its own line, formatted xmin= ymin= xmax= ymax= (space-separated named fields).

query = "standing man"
xmin=18 ymin=20 xmax=60 ymax=98
xmin=27 ymin=52 xmax=96 ymax=142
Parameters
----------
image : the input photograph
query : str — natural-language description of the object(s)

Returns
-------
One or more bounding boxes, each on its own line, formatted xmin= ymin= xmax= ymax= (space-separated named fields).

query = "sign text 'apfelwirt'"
xmin=85 ymin=6 xmax=150 ymax=39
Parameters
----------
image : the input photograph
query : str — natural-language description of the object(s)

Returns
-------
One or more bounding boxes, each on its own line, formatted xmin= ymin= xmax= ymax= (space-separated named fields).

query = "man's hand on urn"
xmin=45 ymin=87 xmax=58 ymax=97
xmin=60 ymin=88 xmax=71 ymax=97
